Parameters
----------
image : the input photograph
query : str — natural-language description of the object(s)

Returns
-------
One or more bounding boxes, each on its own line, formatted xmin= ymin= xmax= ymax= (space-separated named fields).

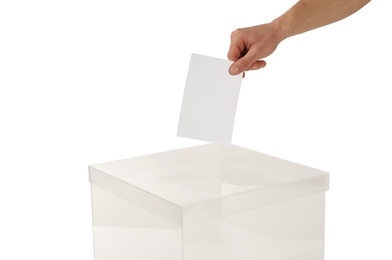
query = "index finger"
xmin=227 ymin=30 xmax=245 ymax=61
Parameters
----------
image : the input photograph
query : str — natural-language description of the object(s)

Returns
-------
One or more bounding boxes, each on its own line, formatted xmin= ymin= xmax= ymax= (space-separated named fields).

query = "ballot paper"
xmin=177 ymin=53 xmax=242 ymax=144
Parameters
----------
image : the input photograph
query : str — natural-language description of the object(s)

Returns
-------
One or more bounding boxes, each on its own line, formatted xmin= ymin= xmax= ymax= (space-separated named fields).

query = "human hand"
xmin=228 ymin=22 xmax=283 ymax=76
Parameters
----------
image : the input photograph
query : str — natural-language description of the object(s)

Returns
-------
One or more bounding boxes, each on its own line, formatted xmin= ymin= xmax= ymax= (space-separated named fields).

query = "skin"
xmin=228 ymin=0 xmax=371 ymax=75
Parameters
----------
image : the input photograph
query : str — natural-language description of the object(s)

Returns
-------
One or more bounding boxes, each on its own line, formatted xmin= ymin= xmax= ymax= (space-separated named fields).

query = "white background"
xmin=1 ymin=0 xmax=391 ymax=259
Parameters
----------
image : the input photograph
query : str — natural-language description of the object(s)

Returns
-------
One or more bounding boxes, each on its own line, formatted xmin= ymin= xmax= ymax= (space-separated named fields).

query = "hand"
xmin=228 ymin=22 xmax=282 ymax=76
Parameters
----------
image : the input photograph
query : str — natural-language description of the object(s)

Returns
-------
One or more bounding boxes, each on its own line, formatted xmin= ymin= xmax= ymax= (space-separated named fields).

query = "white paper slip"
xmin=177 ymin=53 xmax=242 ymax=144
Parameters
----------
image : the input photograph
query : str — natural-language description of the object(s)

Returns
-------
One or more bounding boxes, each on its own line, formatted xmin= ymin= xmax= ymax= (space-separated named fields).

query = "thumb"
xmin=229 ymin=52 xmax=256 ymax=75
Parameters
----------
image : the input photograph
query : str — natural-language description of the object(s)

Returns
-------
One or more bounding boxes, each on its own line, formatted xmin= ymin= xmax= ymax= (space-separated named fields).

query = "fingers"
xmin=227 ymin=28 xmax=268 ymax=75
xmin=228 ymin=29 xmax=255 ymax=75
xmin=229 ymin=60 xmax=267 ymax=75
xmin=229 ymin=52 xmax=253 ymax=75
xmin=227 ymin=30 xmax=245 ymax=62
xmin=229 ymin=49 xmax=262 ymax=75
xmin=249 ymin=60 xmax=267 ymax=70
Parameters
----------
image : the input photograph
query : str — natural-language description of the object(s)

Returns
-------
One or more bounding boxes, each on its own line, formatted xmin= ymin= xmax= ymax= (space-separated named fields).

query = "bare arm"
xmin=228 ymin=0 xmax=371 ymax=75
xmin=277 ymin=0 xmax=371 ymax=39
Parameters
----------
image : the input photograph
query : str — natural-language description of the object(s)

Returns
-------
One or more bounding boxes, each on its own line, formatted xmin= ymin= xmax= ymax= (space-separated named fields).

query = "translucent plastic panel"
xmin=182 ymin=192 xmax=325 ymax=260
xmin=90 ymin=144 xmax=329 ymax=260
xmin=92 ymin=184 xmax=325 ymax=260
xmin=91 ymin=185 xmax=182 ymax=260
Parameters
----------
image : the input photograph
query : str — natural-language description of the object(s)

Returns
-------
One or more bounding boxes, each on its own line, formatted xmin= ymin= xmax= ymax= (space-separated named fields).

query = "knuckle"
xmin=238 ymin=58 xmax=251 ymax=70
xmin=231 ymin=28 xmax=243 ymax=39
xmin=242 ymin=58 xmax=252 ymax=68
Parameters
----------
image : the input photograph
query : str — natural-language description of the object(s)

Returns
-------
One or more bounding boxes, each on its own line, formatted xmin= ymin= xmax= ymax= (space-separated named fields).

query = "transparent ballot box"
xmin=89 ymin=144 xmax=329 ymax=260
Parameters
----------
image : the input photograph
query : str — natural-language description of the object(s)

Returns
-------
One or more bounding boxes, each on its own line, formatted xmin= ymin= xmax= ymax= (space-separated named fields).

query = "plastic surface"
xmin=90 ymin=144 xmax=329 ymax=260
xmin=177 ymin=53 xmax=242 ymax=144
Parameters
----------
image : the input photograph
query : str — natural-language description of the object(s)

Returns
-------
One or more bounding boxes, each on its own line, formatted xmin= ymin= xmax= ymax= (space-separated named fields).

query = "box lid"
xmin=90 ymin=144 xmax=329 ymax=226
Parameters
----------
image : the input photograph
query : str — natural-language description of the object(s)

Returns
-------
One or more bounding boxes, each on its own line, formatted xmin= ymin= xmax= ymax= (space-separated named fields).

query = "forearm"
xmin=274 ymin=0 xmax=371 ymax=41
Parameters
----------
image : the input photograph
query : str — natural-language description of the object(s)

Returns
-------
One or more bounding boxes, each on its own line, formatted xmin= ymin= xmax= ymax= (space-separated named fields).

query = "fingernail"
xmin=230 ymin=66 xmax=240 ymax=75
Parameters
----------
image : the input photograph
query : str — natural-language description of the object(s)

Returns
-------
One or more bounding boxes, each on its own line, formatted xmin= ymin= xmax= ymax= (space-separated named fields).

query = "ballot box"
xmin=90 ymin=143 xmax=329 ymax=260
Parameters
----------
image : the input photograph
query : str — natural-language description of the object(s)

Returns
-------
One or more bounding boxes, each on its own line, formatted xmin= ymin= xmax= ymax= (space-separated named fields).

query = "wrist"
xmin=271 ymin=15 xmax=292 ymax=42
